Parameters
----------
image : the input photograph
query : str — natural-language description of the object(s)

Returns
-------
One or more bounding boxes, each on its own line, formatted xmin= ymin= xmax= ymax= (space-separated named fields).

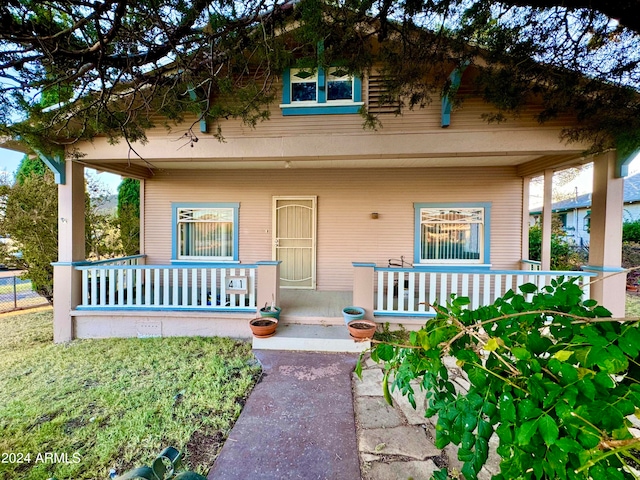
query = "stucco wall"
xmin=143 ymin=166 xmax=523 ymax=291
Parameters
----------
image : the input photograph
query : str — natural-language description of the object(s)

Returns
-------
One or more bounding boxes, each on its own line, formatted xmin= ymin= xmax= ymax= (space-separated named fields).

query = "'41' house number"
xmin=226 ymin=276 xmax=248 ymax=294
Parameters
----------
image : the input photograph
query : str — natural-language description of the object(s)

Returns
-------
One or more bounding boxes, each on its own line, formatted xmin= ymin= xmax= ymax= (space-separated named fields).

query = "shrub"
xmin=623 ymin=220 xmax=640 ymax=243
xmin=360 ymin=278 xmax=640 ymax=480
xmin=529 ymin=224 xmax=587 ymax=271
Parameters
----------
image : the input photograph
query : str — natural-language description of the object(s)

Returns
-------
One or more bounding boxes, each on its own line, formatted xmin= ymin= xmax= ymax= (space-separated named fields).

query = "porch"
xmin=70 ymin=257 xmax=595 ymax=336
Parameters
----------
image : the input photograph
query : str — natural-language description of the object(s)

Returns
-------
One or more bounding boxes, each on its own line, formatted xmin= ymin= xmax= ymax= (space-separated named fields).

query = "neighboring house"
xmin=530 ymin=171 xmax=640 ymax=246
xmin=4 ymin=51 xmax=633 ymax=343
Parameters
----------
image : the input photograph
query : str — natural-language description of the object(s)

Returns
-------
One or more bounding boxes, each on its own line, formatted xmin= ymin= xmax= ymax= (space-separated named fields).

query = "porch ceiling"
xmin=72 ymin=127 xmax=589 ymax=179
xmin=82 ymin=152 xmax=587 ymax=179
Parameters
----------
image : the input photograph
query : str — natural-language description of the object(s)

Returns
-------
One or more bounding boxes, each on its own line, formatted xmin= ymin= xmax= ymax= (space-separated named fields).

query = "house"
xmin=4 ymin=43 xmax=633 ymax=344
xmin=530 ymin=171 xmax=640 ymax=246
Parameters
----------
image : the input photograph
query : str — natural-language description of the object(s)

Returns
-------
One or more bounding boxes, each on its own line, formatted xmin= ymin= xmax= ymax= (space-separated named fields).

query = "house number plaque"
xmin=226 ymin=276 xmax=248 ymax=294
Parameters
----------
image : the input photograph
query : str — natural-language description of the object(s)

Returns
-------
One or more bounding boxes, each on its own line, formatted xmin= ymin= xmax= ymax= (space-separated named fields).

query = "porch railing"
xmin=75 ymin=260 xmax=257 ymax=311
xmin=372 ymin=266 xmax=595 ymax=317
xmin=521 ymin=259 xmax=542 ymax=271
xmin=82 ymin=254 xmax=147 ymax=267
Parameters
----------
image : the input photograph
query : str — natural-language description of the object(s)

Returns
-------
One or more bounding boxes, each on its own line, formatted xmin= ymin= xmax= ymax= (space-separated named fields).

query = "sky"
xmin=0 ymin=147 xmax=122 ymax=194
xmin=528 ymin=152 xmax=640 ymax=208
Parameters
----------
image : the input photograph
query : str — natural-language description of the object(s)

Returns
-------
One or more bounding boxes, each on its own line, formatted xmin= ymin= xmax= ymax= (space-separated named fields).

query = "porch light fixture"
xmin=371 ymin=212 xmax=379 ymax=219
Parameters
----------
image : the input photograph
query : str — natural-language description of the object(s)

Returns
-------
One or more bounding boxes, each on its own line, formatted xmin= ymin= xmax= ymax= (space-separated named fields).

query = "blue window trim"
xmin=171 ymin=202 xmax=240 ymax=262
xmin=413 ymin=202 xmax=491 ymax=268
xmin=281 ymin=67 xmax=363 ymax=115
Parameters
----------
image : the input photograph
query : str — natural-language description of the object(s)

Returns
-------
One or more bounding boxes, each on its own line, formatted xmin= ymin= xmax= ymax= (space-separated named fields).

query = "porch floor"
xmin=278 ymin=289 xmax=354 ymax=321
xmin=252 ymin=324 xmax=370 ymax=353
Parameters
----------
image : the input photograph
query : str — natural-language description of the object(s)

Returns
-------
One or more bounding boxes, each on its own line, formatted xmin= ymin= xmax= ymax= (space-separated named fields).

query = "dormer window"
xmin=281 ymin=66 xmax=362 ymax=115
xmin=327 ymin=68 xmax=353 ymax=101
xmin=291 ymin=69 xmax=318 ymax=102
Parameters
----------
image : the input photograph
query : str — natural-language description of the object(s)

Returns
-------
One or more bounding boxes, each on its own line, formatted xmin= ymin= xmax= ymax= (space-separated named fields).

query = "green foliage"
xmin=117 ymin=178 xmax=141 ymax=255
xmin=529 ymin=219 xmax=587 ymax=271
xmin=622 ymin=242 xmax=640 ymax=285
xmin=0 ymin=168 xmax=126 ymax=302
xmin=623 ymin=221 xmax=640 ymax=243
xmin=362 ymin=278 xmax=640 ymax=479
xmin=0 ymin=170 xmax=58 ymax=302
xmin=115 ymin=447 xmax=207 ymax=480
xmin=85 ymin=174 xmax=122 ymax=260
xmin=15 ymin=155 xmax=47 ymax=185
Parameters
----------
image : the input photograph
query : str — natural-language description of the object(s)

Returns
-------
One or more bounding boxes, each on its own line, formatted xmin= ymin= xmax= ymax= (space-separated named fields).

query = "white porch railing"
xmin=521 ymin=259 xmax=542 ymax=271
xmin=373 ymin=267 xmax=595 ymax=316
xmin=75 ymin=260 xmax=257 ymax=311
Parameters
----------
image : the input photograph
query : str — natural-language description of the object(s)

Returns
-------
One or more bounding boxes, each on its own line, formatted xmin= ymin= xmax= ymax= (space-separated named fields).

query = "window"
xmin=291 ymin=69 xmax=318 ymax=102
xmin=327 ymin=68 xmax=353 ymax=101
xmin=414 ymin=204 xmax=491 ymax=265
xmin=172 ymin=203 xmax=239 ymax=262
xmin=281 ymin=67 xmax=362 ymax=115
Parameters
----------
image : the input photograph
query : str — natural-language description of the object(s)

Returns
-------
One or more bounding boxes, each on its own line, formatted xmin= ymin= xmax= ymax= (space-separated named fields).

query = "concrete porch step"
xmin=252 ymin=324 xmax=371 ymax=353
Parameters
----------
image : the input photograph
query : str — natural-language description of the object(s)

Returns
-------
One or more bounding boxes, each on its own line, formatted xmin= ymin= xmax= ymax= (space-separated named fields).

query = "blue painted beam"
xmin=441 ymin=63 xmax=468 ymax=128
xmin=35 ymin=149 xmax=65 ymax=184
xmin=188 ymin=86 xmax=209 ymax=133
xmin=616 ymin=147 xmax=640 ymax=178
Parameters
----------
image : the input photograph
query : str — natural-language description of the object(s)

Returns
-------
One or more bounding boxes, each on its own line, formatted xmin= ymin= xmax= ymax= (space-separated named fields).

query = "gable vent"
xmin=366 ymin=74 xmax=401 ymax=114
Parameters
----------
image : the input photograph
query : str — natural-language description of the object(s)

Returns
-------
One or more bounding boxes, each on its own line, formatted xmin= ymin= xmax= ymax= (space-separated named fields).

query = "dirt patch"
xmin=185 ymin=430 xmax=225 ymax=470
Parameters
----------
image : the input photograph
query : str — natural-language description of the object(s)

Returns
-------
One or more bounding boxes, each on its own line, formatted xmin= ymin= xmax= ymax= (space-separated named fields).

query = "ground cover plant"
xmin=0 ymin=310 xmax=261 ymax=480
xmin=360 ymin=278 xmax=640 ymax=479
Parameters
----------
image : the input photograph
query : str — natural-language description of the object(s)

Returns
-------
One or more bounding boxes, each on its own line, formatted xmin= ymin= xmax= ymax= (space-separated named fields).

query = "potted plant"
xmin=249 ymin=317 xmax=278 ymax=338
xmin=347 ymin=319 xmax=377 ymax=340
xmin=259 ymin=296 xmax=281 ymax=320
xmin=342 ymin=306 xmax=365 ymax=325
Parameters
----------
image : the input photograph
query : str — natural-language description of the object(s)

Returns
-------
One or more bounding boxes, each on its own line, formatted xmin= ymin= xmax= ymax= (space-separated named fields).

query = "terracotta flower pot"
xmin=249 ymin=317 xmax=278 ymax=338
xmin=347 ymin=319 xmax=377 ymax=341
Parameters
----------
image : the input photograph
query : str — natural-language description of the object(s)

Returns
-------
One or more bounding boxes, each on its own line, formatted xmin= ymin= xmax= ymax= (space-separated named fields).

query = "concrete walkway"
xmin=208 ymin=349 xmax=501 ymax=479
xmin=208 ymin=350 xmax=361 ymax=479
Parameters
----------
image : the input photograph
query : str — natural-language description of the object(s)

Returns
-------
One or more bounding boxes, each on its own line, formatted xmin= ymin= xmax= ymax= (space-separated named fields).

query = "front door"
xmin=273 ymin=196 xmax=317 ymax=289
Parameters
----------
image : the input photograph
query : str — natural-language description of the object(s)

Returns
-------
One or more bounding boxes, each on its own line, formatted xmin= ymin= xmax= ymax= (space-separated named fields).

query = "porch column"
xmin=53 ymin=160 xmax=85 ymax=343
xmin=256 ymin=261 xmax=281 ymax=313
xmin=541 ymin=169 xmax=553 ymax=270
xmin=584 ymin=151 xmax=626 ymax=317
xmin=353 ymin=263 xmax=375 ymax=318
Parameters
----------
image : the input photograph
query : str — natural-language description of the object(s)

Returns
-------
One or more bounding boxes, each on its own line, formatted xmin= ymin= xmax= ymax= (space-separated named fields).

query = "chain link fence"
xmin=0 ymin=271 xmax=49 ymax=313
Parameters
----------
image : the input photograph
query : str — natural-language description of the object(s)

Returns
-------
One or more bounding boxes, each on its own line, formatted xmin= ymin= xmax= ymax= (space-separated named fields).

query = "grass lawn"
xmin=627 ymin=292 xmax=640 ymax=317
xmin=0 ymin=309 xmax=261 ymax=480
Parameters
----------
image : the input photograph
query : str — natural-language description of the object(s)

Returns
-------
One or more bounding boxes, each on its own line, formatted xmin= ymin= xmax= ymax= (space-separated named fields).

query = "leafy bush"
xmin=360 ymin=278 xmax=640 ymax=479
xmin=623 ymin=242 xmax=640 ymax=285
xmin=623 ymin=221 xmax=640 ymax=243
xmin=529 ymin=223 xmax=587 ymax=271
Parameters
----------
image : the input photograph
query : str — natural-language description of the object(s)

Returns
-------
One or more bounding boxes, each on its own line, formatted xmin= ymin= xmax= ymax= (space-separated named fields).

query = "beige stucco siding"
xmin=144 ymin=166 xmax=522 ymax=291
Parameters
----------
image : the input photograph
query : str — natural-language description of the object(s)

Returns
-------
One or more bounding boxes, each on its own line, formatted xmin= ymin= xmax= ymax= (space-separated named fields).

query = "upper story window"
xmin=281 ymin=66 xmax=362 ymax=115
xmin=172 ymin=203 xmax=239 ymax=262
xmin=414 ymin=204 xmax=491 ymax=266
xmin=327 ymin=68 xmax=353 ymax=101
xmin=291 ymin=69 xmax=318 ymax=102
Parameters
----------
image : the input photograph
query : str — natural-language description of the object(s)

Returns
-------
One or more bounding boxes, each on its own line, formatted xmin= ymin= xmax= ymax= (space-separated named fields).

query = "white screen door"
xmin=273 ymin=196 xmax=317 ymax=289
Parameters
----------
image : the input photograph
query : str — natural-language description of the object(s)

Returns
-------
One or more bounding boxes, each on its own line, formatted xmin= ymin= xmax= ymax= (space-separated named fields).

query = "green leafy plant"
xmin=115 ymin=447 xmax=206 ymax=480
xmin=358 ymin=278 xmax=640 ymax=479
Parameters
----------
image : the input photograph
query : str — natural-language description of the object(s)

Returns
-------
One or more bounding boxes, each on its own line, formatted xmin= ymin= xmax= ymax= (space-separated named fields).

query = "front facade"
xmin=34 ymin=67 xmax=630 ymax=342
